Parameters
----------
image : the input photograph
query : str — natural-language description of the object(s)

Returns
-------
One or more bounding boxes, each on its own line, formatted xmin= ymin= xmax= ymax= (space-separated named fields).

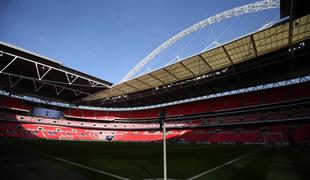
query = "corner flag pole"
xmin=163 ymin=121 xmax=167 ymax=180
xmin=159 ymin=109 xmax=167 ymax=180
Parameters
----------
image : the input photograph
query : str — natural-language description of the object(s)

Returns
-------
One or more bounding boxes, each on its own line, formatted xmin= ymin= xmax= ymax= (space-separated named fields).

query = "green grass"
xmin=0 ymin=138 xmax=309 ymax=180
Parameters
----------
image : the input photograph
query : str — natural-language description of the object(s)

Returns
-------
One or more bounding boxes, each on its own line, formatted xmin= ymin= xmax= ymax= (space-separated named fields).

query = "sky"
xmin=0 ymin=0 xmax=280 ymax=84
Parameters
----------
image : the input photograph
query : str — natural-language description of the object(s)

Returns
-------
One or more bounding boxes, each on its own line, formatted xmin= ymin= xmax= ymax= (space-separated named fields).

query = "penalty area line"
xmin=187 ymin=147 xmax=264 ymax=180
xmin=16 ymin=145 xmax=130 ymax=180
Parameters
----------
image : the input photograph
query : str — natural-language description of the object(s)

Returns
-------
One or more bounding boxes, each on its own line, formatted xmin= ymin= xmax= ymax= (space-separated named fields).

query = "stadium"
xmin=0 ymin=0 xmax=310 ymax=179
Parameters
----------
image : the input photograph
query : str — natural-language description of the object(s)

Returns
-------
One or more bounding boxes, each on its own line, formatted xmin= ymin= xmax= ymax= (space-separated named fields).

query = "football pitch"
xmin=0 ymin=139 xmax=309 ymax=180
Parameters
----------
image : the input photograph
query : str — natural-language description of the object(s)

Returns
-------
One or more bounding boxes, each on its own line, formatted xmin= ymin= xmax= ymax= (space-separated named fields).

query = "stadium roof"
xmin=0 ymin=41 xmax=112 ymax=102
xmin=82 ymin=14 xmax=310 ymax=102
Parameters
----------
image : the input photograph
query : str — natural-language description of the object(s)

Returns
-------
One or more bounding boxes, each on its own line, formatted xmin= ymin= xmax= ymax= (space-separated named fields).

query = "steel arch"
xmin=120 ymin=0 xmax=280 ymax=83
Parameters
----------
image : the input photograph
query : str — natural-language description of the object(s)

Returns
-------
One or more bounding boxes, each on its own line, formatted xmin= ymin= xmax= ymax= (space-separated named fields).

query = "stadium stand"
xmin=1 ymin=121 xmax=309 ymax=144
xmin=1 ymin=82 xmax=309 ymax=144
xmin=63 ymin=82 xmax=310 ymax=121
xmin=0 ymin=96 xmax=32 ymax=112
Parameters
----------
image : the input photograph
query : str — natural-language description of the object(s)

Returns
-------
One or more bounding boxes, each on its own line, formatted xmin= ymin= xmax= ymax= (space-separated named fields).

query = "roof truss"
xmin=0 ymin=50 xmax=110 ymax=88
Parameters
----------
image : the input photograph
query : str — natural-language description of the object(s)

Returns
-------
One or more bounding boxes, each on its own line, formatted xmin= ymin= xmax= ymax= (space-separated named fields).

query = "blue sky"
xmin=0 ymin=0 xmax=279 ymax=84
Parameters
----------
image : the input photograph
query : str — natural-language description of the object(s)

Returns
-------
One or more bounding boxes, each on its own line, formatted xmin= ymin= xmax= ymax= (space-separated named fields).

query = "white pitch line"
xmin=17 ymin=146 xmax=130 ymax=180
xmin=187 ymin=147 xmax=264 ymax=180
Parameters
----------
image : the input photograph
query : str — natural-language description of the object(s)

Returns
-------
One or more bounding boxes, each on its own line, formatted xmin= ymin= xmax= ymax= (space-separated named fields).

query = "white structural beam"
xmin=54 ymin=86 xmax=65 ymax=95
xmin=65 ymin=72 xmax=78 ymax=85
xmin=8 ymin=75 xmax=23 ymax=88
xmin=32 ymin=80 xmax=45 ymax=92
xmin=0 ymin=57 xmax=17 ymax=73
xmin=35 ymin=63 xmax=52 ymax=80
xmin=120 ymin=0 xmax=280 ymax=83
